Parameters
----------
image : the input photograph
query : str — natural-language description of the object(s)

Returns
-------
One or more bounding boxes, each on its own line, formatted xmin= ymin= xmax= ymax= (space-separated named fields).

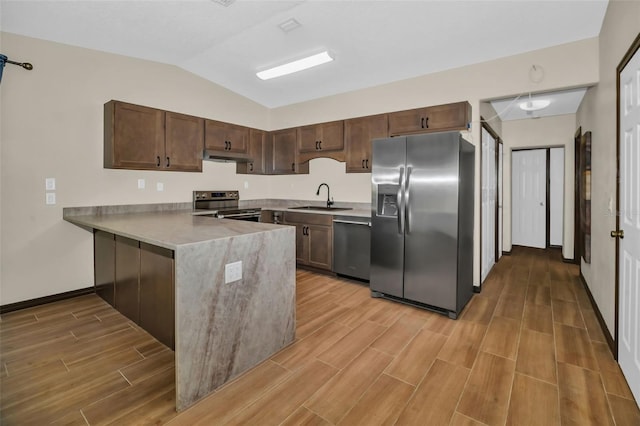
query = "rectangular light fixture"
xmin=256 ymin=51 xmax=333 ymax=81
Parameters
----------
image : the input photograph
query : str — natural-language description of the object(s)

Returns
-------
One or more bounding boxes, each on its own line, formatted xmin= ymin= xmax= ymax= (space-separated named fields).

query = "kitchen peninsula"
xmin=63 ymin=205 xmax=295 ymax=411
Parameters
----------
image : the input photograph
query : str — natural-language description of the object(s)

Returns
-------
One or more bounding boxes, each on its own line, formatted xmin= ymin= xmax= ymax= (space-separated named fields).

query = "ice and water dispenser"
xmin=376 ymin=184 xmax=399 ymax=217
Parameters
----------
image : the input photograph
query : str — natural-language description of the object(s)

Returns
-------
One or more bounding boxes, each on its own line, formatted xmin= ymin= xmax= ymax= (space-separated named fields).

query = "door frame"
xmin=479 ymin=118 xmax=501 ymax=285
xmin=614 ymin=32 xmax=640 ymax=360
xmin=574 ymin=127 xmax=583 ymax=264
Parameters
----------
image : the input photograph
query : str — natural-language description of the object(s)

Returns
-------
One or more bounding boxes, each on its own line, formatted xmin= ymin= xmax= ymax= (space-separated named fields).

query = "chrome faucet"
xmin=316 ymin=183 xmax=334 ymax=208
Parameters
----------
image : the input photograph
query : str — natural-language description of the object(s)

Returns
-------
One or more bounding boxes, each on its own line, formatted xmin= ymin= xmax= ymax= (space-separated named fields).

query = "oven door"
xmin=217 ymin=212 xmax=261 ymax=222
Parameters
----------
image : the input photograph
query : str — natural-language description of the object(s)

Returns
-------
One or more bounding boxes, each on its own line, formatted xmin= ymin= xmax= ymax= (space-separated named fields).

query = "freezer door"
xmin=370 ymin=137 xmax=405 ymax=298
xmin=404 ymin=133 xmax=460 ymax=310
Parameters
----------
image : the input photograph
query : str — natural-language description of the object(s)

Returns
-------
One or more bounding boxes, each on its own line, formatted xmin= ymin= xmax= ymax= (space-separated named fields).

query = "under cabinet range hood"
xmin=202 ymin=149 xmax=253 ymax=163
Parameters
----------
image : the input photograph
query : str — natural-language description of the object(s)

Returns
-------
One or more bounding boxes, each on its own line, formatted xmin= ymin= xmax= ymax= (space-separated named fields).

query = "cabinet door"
xmin=271 ymin=128 xmax=308 ymax=174
xmin=165 ymin=112 xmax=203 ymax=172
xmin=204 ymin=120 xmax=248 ymax=154
xmin=237 ymin=129 xmax=266 ymax=174
xmin=308 ymin=225 xmax=332 ymax=270
xmin=345 ymin=114 xmax=388 ymax=173
xmin=388 ymin=108 xmax=427 ymax=136
xmin=94 ymin=230 xmax=115 ymax=306
xmin=423 ymin=102 xmax=471 ymax=132
xmin=139 ymin=243 xmax=175 ymax=350
xmin=293 ymin=223 xmax=309 ymax=265
xmin=115 ymin=236 xmax=140 ymax=323
xmin=105 ymin=101 xmax=165 ymax=170
xmin=298 ymin=121 xmax=344 ymax=154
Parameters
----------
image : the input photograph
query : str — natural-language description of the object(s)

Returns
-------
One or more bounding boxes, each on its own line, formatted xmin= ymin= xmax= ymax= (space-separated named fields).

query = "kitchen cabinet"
xmin=139 ymin=243 xmax=175 ymax=349
xmin=388 ymin=101 xmax=471 ymax=136
xmin=94 ymin=230 xmax=115 ymax=306
xmin=204 ymin=120 xmax=249 ymax=154
xmin=104 ymin=100 xmax=203 ymax=172
xmin=114 ymin=235 xmax=140 ymax=323
xmin=96 ymin=233 xmax=175 ymax=349
xmin=298 ymin=120 xmax=344 ymax=154
xmin=284 ymin=212 xmax=333 ymax=271
xmin=236 ymin=129 xmax=267 ymax=174
xmin=270 ymin=128 xmax=309 ymax=175
xmin=345 ymin=114 xmax=388 ymax=173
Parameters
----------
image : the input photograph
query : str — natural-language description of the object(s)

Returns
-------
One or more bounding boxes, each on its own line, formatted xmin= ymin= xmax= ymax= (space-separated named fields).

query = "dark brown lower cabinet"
xmin=284 ymin=212 xmax=333 ymax=271
xmin=94 ymin=232 xmax=175 ymax=350
xmin=115 ymin=235 xmax=140 ymax=324
xmin=139 ymin=243 xmax=175 ymax=349
xmin=94 ymin=230 xmax=115 ymax=306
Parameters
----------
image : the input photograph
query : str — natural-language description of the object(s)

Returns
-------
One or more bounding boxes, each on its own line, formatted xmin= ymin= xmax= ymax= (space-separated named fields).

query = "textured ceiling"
xmin=1 ymin=0 xmax=608 ymax=108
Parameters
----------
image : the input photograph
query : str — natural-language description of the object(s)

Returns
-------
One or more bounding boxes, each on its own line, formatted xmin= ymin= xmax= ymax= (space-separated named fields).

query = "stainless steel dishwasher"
xmin=333 ymin=215 xmax=371 ymax=281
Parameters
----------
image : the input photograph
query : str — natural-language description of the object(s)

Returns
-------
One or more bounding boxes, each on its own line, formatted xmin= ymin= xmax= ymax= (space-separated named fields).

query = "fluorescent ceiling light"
xmin=257 ymin=51 xmax=333 ymax=80
xmin=519 ymin=99 xmax=551 ymax=111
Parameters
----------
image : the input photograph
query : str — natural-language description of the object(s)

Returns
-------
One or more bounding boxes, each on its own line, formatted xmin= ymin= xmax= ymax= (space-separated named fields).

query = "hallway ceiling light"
xmin=256 ymin=51 xmax=333 ymax=80
xmin=519 ymin=99 xmax=551 ymax=111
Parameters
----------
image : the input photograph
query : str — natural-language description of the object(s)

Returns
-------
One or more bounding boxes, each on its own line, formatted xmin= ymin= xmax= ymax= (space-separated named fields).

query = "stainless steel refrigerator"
xmin=370 ymin=131 xmax=474 ymax=319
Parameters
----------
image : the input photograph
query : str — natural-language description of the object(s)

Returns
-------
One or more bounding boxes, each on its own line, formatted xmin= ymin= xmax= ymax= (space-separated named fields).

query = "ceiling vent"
xmin=278 ymin=18 xmax=302 ymax=33
xmin=211 ymin=0 xmax=235 ymax=6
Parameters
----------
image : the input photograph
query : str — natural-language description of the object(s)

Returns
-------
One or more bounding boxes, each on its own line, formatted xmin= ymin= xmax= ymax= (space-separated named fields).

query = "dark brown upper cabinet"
xmin=344 ymin=114 xmax=388 ymax=173
xmin=388 ymin=101 xmax=471 ymax=136
xmin=204 ymin=120 xmax=249 ymax=154
xmin=298 ymin=120 xmax=345 ymax=153
xmin=236 ymin=129 xmax=267 ymax=175
xmin=270 ymin=128 xmax=309 ymax=175
xmin=104 ymin=100 xmax=202 ymax=172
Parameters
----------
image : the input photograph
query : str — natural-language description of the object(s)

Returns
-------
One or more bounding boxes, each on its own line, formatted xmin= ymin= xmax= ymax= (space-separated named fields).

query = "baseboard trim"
xmin=473 ymin=285 xmax=482 ymax=294
xmin=0 ymin=287 xmax=95 ymax=315
xmin=502 ymin=250 xmax=512 ymax=256
xmin=562 ymin=256 xmax=575 ymax=264
xmin=578 ymin=272 xmax=616 ymax=357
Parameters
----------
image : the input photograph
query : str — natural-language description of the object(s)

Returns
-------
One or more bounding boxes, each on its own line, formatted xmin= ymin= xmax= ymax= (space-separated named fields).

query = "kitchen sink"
xmin=289 ymin=206 xmax=353 ymax=212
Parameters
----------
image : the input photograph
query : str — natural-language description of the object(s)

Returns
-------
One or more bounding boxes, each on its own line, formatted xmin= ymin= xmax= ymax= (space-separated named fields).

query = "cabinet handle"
xmin=424 ymin=117 xmax=429 ymax=128
xmin=315 ymin=141 xmax=319 ymax=150
xmin=319 ymin=140 xmax=322 ymax=150
xmin=249 ymin=163 xmax=253 ymax=172
xmin=291 ymin=162 xmax=295 ymax=172
xmin=421 ymin=117 xmax=425 ymax=128
xmin=166 ymin=156 xmax=170 ymax=167
xmin=228 ymin=141 xmax=232 ymax=150
xmin=156 ymin=156 xmax=161 ymax=167
xmin=365 ymin=159 xmax=369 ymax=168
xmin=362 ymin=159 xmax=365 ymax=168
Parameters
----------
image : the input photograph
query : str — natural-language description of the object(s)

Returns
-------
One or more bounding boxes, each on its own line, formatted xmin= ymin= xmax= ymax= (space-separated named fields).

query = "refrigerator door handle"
xmin=405 ymin=166 xmax=412 ymax=234
xmin=397 ymin=166 xmax=405 ymax=235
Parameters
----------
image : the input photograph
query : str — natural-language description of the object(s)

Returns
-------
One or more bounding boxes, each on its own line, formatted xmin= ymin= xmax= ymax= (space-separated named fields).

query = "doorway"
xmin=481 ymin=125 xmax=498 ymax=282
xmin=511 ymin=148 xmax=564 ymax=249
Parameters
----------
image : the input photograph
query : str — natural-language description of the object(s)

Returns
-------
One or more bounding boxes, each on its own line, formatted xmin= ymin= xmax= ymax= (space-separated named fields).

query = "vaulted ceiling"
xmin=1 ymin=0 xmax=608 ymax=108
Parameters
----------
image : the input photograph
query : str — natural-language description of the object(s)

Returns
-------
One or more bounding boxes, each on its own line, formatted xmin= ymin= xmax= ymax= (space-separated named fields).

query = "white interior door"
xmin=498 ymin=142 xmax=503 ymax=258
xmin=512 ymin=149 xmax=546 ymax=248
xmin=618 ymin=44 xmax=640 ymax=403
xmin=481 ymin=128 xmax=496 ymax=282
xmin=549 ymin=147 xmax=564 ymax=247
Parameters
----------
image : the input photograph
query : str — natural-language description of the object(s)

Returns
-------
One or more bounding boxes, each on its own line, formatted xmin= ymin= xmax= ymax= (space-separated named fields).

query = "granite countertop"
xmin=278 ymin=207 xmax=371 ymax=218
xmin=64 ymin=211 xmax=284 ymax=250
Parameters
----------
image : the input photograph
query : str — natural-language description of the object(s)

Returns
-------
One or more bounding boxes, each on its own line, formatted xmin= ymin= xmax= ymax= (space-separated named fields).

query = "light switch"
xmin=45 ymin=178 xmax=56 ymax=191
xmin=46 ymin=193 xmax=56 ymax=205
xmin=244 ymin=181 xmax=249 ymax=189
xmin=137 ymin=179 xmax=145 ymax=189
xmin=156 ymin=182 xmax=164 ymax=192
xmin=225 ymin=261 xmax=242 ymax=283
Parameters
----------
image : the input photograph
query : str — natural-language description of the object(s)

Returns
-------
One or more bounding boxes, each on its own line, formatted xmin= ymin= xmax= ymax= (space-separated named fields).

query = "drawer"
xmin=284 ymin=211 xmax=333 ymax=226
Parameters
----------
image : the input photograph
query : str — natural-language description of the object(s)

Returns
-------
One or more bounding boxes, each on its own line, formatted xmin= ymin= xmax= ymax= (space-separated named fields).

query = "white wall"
xmin=576 ymin=0 xmax=640 ymax=336
xmin=1 ymin=32 xmax=599 ymax=305
xmin=499 ymin=114 xmax=577 ymax=259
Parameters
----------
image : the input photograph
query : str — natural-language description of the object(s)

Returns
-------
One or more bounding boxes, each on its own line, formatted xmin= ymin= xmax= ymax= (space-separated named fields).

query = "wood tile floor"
xmin=1 ymin=247 xmax=639 ymax=425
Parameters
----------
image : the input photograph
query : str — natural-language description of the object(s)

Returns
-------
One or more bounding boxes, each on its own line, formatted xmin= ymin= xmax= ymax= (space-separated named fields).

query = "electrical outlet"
xmin=45 ymin=178 xmax=56 ymax=190
xmin=156 ymin=182 xmax=164 ymax=192
xmin=137 ymin=179 xmax=145 ymax=189
xmin=224 ymin=261 xmax=242 ymax=283
xmin=46 ymin=193 xmax=56 ymax=205
xmin=244 ymin=181 xmax=249 ymax=189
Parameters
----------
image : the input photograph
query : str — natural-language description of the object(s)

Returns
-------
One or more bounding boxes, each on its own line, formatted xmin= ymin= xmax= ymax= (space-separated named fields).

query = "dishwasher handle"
xmin=333 ymin=219 xmax=371 ymax=227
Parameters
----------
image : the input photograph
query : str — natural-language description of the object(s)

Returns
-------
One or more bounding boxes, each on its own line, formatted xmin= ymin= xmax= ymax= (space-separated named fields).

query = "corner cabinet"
xmin=104 ymin=100 xmax=202 ymax=172
xmin=236 ymin=129 xmax=266 ymax=174
xmin=345 ymin=114 xmax=388 ymax=173
xmin=204 ymin=120 xmax=249 ymax=154
xmin=388 ymin=101 xmax=471 ymax=136
xmin=270 ymin=128 xmax=309 ymax=175
xmin=284 ymin=212 xmax=333 ymax=271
